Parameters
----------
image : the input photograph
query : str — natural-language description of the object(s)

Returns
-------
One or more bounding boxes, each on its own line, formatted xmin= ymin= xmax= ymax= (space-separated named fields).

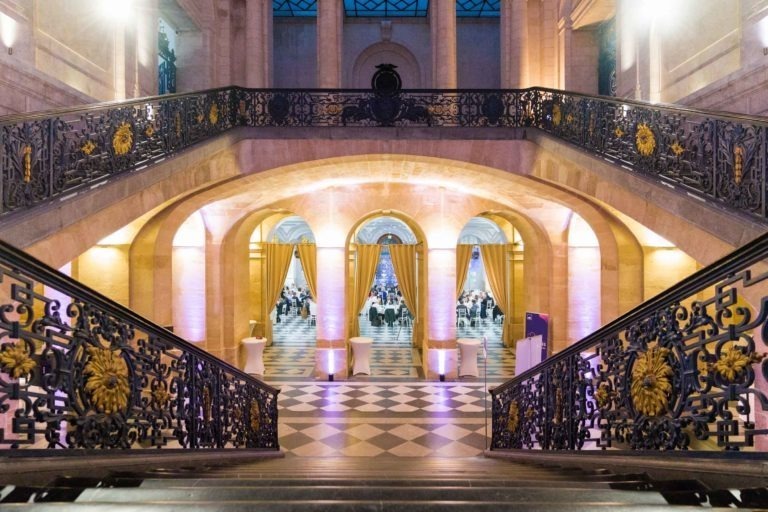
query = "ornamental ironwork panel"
xmin=0 ymin=240 xmax=279 ymax=451
xmin=491 ymin=231 xmax=768 ymax=452
xmin=344 ymin=0 xmax=429 ymax=17
xmin=273 ymin=0 xmax=317 ymax=16
xmin=1 ymin=86 xmax=767 ymax=222
xmin=456 ymin=0 xmax=499 ymax=17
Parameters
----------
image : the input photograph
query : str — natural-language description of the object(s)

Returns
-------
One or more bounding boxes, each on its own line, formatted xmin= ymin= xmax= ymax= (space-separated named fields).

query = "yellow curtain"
xmin=481 ymin=244 xmax=511 ymax=346
xmin=456 ymin=244 xmax=473 ymax=297
xmin=390 ymin=244 xmax=418 ymax=344
xmin=263 ymin=243 xmax=294 ymax=343
xmin=296 ymin=243 xmax=317 ymax=301
xmin=351 ymin=244 xmax=381 ymax=337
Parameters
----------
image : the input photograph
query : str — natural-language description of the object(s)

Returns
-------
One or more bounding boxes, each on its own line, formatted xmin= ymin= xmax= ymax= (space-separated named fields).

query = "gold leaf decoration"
xmin=250 ymin=401 xmax=261 ymax=431
xmin=554 ymin=388 xmax=563 ymax=425
xmin=595 ymin=383 xmax=612 ymax=409
xmin=635 ymin=123 xmax=656 ymax=156
xmin=566 ymin=113 xmax=574 ymax=124
xmin=174 ymin=113 xmax=182 ymax=137
xmin=84 ymin=346 xmax=130 ymax=414
xmin=81 ymin=140 xmax=97 ymax=155
xmin=0 ymin=344 xmax=36 ymax=378
xmin=22 ymin=145 xmax=32 ymax=183
xmin=324 ymin=103 xmax=342 ymax=116
xmin=525 ymin=407 xmax=535 ymax=420
xmin=238 ymin=100 xmax=246 ymax=116
xmin=112 ymin=122 xmax=134 ymax=156
xmin=614 ymin=126 xmax=624 ymax=138
xmin=233 ymin=408 xmax=243 ymax=422
xmin=209 ymin=104 xmax=219 ymax=125
xmin=202 ymin=386 xmax=212 ymax=423
xmin=631 ymin=347 xmax=672 ymax=417
xmin=712 ymin=347 xmax=766 ymax=382
xmin=196 ymin=113 xmax=204 ymax=124
xmin=734 ymin=146 xmax=744 ymax=185
xmin=670 ymin=141 xmax=684 ymax=157
xmin=507 ymin=400 xmax=520 ymax=432
xmin=145 ymin=125 xmax=155 ymax=138
xmin=552 ymin=104 xmax=562 ymax=126
xmin=152 ymin=387 xmax=170 ymax=408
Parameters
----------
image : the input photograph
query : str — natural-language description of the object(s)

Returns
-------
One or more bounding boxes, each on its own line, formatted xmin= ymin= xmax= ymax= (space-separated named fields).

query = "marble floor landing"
xmin=261 ymin=314 xmax=516 ymax=458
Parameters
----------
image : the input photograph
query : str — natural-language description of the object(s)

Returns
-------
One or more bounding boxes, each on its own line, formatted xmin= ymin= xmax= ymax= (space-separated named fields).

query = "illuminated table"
xmin=457 ymin=338 xmax=481 ymax=377
xmin=242 ymin=336 xmax=268 ymax=375
xmin=350 ymin=336 xmax=373 ymax=375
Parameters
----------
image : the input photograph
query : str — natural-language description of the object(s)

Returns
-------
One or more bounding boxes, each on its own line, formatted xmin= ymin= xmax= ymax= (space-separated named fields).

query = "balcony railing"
xmin=0 ymin=239 xmax=280 ymax=451
xmin=490 ymin=230 xmax=768 ymax=452
xmin=1 ymin=86 xmax=766 ymax=222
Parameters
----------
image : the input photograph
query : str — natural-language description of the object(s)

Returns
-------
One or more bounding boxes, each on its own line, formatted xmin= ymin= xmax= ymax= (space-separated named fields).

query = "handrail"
xmin=490 ymin=230 xmax=768 ymax=452
xmin=0 ymin=239 xmax=279 ymax=451
xmin=1 ymin=85 xmax=766 ymax=222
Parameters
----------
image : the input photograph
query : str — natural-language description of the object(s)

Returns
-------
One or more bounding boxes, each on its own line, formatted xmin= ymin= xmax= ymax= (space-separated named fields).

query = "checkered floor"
xmin=277 ymin=381 xmax=496 ymax=457
xmin=261 ymin=313 xmax=515 ymax=457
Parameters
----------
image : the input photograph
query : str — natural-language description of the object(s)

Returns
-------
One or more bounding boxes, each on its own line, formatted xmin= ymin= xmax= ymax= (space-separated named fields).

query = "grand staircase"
xmin=0 ymin=455 xmax=765 ymax=510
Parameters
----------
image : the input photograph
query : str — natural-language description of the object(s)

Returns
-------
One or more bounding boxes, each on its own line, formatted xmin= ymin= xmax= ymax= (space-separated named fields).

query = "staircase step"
xmin=70 ymin=485 xmax=672 ymax=506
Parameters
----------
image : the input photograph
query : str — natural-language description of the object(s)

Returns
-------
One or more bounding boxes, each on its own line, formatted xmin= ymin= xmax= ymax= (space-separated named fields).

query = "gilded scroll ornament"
xmin=670 ymin=141 xmax=684 ymax=157
xmin=174 ymin=113 xmax=182 ymax=137
xmin=145 ymin=125 xmax=155 ymax=137
xmin=84 ymin=347 xmax=130 ymax=414
xmin=595 ymin=383 xmax=612 ymax=409
xmin=631 ymin=347 xmax=672 ymax=416
xmin=250 ymin=401 xmax=261 ymax=431
xmin=202 ymin=386 xmax=212 ymax=423
xmin=152 ymin=387 xmax=170 ymax=408
xmin=22 ymin=145 xmax=32 ymax=183
xmin=209 ymin=104 xmax=219 ymax=125
xmin=635 ymin=123 xmax=656 ymax=156
xmin=81 ymin=140 xmax=97 ymax=155
xmin=507 ymin=400 xmax=520 ymax=432
xmin=0 ymin=344 xmax=36 ymax=378
xmin=614 ymin=126 xmax=624 ymax=138
xmin=734 ymin=146 xmax=744 ymax=185
xmin=112 ymin=122 xmax=134 ymax=156
xmin=552 ymin=104 xmax=562 ymax=126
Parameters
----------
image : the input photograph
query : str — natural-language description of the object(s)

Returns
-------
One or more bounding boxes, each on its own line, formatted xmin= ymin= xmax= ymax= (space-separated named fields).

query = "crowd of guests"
xmin=456 ymin=290 xmax=502 ymax=326
xmin=274 ymin=285 xmax=315 ymax=323
xmin=363 ymin=285 xmax=412 ymax=327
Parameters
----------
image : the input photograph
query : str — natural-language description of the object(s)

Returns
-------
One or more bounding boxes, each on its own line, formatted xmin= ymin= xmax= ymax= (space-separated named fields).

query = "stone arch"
xmin=350 ymin=41 xmax=424 ymax=88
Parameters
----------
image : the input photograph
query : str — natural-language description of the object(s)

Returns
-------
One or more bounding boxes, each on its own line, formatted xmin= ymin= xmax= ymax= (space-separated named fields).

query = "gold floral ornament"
xmin=0 ymin=343 xmax=36 ymax=379
xmin=249 ymin=401 xmax=261 ymax=431
xmin=112 ymin=122 xmax=134 ymax=156
xmin=209 ymin=104 xmax=219 ymax=125
xmin=238 ymin=100 xmax=246 ymax=116
xmin=507 ymin=400 xmax=520 ymax=432
xmin=84 ymin=346 xmax=130 ymax=414
xmin=81 ymin=140 xmax=97 ymax=155
xmin=552 ymin=104 xmax=562 ymax=126
xmin=22 ymin=145 xmax=32 ymax=183
xmin=635 ymin=123 xmax=656 ymax=156
xmin=712 ymin=347 xmax=766 ymax=382
xmin=324 ymin=103 xmax=342 ymax=116
xmin=233 ymin=408 xmax=243 ymax=422
xmin=614 ymin=126 xmax=625 ymax=138
xmin=631 ymin=347 xmax=673 ymax=417
xmin=152 ymin=386 xmax=170 ymax=408
xmin=670 ymin=141 xmax=685 ymax=157
xmin=174 ymin=112 xmax=182 ymax=137
xmin=595 ymin=383 xmax=613 ymax=409
xmin=566 ymin=113 xmax=575 ymax=124
xmin=525 ymin=407 xmax=535 ymax=420
xmin=145 ymin=125 xmax=155 ymax=138
xmin=196 ymin=113 xmax=204 ymax=124
xmin=734 ymin=146 xmax=744 ymax=185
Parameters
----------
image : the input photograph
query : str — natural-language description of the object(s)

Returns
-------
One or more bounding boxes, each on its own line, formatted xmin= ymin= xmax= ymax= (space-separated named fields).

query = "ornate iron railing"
xmin=490 ymin=231 xmax=768 ymax=452
xmin=1 ymin=86 xmax=766 ymax=221
xmin=0 ymin=240 xmax=279 ymax=451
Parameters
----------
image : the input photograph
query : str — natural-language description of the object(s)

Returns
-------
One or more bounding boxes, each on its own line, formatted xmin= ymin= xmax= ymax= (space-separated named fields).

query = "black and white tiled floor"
xmin=261 ymin=313 xmax=515 ymax=457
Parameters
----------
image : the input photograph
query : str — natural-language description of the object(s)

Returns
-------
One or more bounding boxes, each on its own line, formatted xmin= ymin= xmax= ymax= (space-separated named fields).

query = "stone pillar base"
xmin=426 ymin=347 xmax=458 ymax=381
xmin=315 ymin=346 xmax=348 ymax=380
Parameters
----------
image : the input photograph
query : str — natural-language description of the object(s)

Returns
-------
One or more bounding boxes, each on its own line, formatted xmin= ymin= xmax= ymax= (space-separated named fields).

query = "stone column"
xmin=315 ymin=245 xmax=348 ymax=379
xmin=317 ymin=0 xmax=343 ymax=88
xmin=245 ymin=0 xmax=273 ymax=88
xmin=426 ymin=247 xmax=458 ymax=379
xmin=430 ymin=0 xmax=457 ymax=88
xmin=501 ymin=0 xmax=529 ymax=88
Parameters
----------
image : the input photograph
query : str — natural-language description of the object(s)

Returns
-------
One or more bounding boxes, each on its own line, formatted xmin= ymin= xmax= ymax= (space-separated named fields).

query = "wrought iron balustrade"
xmin=490 ymin=230 xmax=768 ymax=452
xmin=1 ymin=86 xmax=766 ymax=222
xmin=0 ymin=239 xmax=279 ymax=451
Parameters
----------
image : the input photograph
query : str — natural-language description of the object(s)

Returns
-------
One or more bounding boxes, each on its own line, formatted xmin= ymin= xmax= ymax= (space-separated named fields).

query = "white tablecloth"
xmin=457 ymin=338 xmax=481 ymax=377
xmin=350 ymin=336 xmax=373 ymax=375
xmin=242 ymin=336 xmax=267 ymax=375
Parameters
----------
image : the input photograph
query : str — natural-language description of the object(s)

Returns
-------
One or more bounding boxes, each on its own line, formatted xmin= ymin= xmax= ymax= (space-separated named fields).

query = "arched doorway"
xmin=348 ymin=214 xmax=424 ymax=379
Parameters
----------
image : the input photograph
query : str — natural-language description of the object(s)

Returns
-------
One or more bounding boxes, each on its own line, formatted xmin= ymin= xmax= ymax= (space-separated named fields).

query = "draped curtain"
xmin=350 ymin=244 xmax=381 ymax=337
xmin=296 ymin=243 xmax=317 ymax=301
xmin=389 ymin=244 xmax=418 ymax=344
xmin=263 ymin=243 xmax=294 ymax=343
xmin=456 ymin=244 xmax=473 ymax=297
xmin=481 ymin=244 xmax=511 ymax=346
